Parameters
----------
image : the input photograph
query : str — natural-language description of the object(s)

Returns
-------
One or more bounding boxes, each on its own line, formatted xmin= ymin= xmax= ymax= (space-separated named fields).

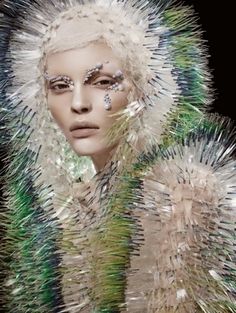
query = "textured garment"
xmin=0 ymin=0 xmax=235 ymax=312
xmin=53 ymin=122 xmax=236 ymax=313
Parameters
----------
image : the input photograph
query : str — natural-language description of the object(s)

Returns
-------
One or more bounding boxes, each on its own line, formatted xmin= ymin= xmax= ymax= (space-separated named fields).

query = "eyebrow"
xmin=46 ymin=74 xmax=73 ymax=84
xmin=44 ymin=68 xmax=120 ymax=84
xmin=83 ymin=70 xmax=118 ymax=84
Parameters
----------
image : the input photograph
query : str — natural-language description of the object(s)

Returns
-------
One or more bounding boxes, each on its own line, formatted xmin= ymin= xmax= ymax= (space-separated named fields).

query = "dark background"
xmin=185 ymin=0 xmax=234 ymax=121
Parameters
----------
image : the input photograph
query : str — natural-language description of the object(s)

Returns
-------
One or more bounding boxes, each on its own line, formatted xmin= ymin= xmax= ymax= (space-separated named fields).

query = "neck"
xmin=91 ymin=155 xmax=107 ymax=172
xmin=91 ymin=150 xmax=113 ymax=173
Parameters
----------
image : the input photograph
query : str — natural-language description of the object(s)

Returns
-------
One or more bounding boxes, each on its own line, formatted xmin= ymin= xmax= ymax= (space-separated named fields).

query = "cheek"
xmin=98 ymin=94 xmax=129 ymax=131
xmin=111 ymin=91 xmax=129 ymax=111
xmin=89 ymin=89 xmax=130 ymax=132
xmin=110 ymin=81 xmax=132 ymax=110
xmin=47 ymin=95 xmax=69 ymax=130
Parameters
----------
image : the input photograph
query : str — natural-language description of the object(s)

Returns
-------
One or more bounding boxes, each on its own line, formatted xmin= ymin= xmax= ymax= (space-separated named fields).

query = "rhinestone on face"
xmin=113 ymin=70 xmax=124 ymax=80
xmin=107 ymin=82 xmax=124 ymax=93
xmin=104 ymin=93 xmax=112 ymax=110
xmin=118 ymin=84 xmax=124 ymax=91
xmin=44 ymin=72 xmax=74 ymax=89
xmin=95 ymin=63 xmax=103 ymax=69
xmin=83 ymin=62 xmax=104 ymax=84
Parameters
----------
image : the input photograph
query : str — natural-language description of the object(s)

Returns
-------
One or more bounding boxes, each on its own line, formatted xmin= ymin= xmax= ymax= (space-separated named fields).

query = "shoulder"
xmin=137 ymin=117 xmax=236 ymax=309
xmin=145 ymin=116 xmax=236 ymax=207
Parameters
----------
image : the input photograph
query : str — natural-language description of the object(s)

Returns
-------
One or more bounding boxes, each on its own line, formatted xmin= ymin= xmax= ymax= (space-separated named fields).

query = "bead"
xmin=96 ymin=63 xmax=103 ymax=69
xmin=104 ymin=93 xmax=112 ymax=110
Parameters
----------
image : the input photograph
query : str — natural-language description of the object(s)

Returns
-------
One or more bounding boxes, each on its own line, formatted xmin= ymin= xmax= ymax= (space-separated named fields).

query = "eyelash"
xmin=49 ymin=82 xmax=70 ymax=90
xmin=49 ymin=78 xmax=115 ymax=93
xmin=92 ymin=79 xmax=115 ymax=87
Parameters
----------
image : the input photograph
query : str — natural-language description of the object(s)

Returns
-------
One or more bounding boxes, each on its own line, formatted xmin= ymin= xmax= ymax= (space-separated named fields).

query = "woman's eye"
xmin=93 ymin=79 xmax=114 ymax=87
xmin=49 ymin=82 xmax=71 ymax=93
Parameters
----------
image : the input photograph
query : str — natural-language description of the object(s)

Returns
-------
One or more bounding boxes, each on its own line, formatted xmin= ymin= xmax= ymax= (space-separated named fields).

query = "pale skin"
xmin=46 ymin=42 xmax=132 ymax=172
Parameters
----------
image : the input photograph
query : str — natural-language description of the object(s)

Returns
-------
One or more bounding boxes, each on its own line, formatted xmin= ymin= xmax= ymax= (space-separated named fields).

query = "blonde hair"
xmin=8 ymin=0 xmax=178 ymax=210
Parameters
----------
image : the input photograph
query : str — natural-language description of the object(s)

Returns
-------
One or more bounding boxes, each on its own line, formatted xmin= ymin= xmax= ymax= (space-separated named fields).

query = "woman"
xmin=0 ymin=0 xmax=235 ymax=312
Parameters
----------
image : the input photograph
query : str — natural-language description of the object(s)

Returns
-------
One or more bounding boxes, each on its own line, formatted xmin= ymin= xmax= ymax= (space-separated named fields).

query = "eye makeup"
xmin=89 ymin=75 xmax=117 ymax=88
xmin=83 ymin=62 xmax=104 ymax=84
xmin=44 ymin=65 xmax=125 ymax=93
xmin=44 ymin=72 xmax=74 ymax=92
xmin=83 ymin=65 xmax=125 ymax=93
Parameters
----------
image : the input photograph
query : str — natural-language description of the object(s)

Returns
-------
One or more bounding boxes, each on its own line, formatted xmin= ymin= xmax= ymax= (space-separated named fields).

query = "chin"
xmin=70 ymin=137 xmax=112 ymax=158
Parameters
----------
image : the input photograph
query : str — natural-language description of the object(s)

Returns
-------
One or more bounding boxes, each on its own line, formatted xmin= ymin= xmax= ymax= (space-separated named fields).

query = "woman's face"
xmin=46 ymin=42 xmax=132 ymax=168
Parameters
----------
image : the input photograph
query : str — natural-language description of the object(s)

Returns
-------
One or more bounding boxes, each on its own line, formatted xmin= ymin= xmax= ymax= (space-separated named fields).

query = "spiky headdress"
xmin=1 ymin=0 xmax=212 ymax=188
xmin=1 ymin=1 xmax=235 ymax=313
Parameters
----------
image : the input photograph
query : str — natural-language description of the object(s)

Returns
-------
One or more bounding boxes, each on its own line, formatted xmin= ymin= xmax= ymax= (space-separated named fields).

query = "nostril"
xmin=81 ymin=107 xmax=89 ymax=113
xmin=71 ymin=106 xmax=90 ymax=113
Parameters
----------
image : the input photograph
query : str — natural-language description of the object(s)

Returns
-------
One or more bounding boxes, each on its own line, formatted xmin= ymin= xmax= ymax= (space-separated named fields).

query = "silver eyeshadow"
xmin=44 ymin=63 xmax=125 ymax=110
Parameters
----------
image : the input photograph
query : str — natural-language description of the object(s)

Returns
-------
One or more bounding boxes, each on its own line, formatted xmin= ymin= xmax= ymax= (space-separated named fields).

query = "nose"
xmin=71 ymin=83 xmax=92 ymax=114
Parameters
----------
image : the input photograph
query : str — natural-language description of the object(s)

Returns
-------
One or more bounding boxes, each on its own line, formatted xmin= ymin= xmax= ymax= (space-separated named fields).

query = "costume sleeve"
xmin=126 ymin=121 xmax=236 ymax=313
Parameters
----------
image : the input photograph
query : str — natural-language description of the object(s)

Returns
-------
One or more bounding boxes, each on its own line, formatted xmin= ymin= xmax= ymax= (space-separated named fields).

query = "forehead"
xmin=46 ymin=42 xmax=123 ymax=75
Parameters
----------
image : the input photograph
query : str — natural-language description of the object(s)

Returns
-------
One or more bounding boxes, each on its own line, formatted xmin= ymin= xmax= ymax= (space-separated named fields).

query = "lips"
xmin=70 ymin=121 xmax=99 ymax=138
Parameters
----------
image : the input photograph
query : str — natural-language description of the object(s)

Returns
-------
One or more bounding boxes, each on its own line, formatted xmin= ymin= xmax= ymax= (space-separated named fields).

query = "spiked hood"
xmin=1 ymin=0 xmax=212 ymax=187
